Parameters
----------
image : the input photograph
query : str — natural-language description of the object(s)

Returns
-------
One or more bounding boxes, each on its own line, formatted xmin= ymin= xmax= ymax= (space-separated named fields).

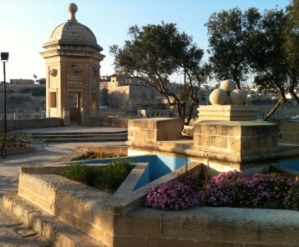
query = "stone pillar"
xmin=193 ymin=120 xmax=279 ymax=156
xmin=63 ymin=108 xmax=70 ymax=126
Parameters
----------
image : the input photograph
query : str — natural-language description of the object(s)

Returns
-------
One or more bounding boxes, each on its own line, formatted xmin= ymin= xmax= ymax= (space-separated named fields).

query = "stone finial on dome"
xmin=68 ymin=3 xmax=78 ymax=23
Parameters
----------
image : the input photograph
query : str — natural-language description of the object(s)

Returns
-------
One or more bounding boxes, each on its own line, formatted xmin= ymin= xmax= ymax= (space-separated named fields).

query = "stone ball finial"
xmin=220 ymin=80 xmax=237 ymax=94
xmin=209 ymin=88 xmax=228 ymax=105
xmin=68 ymin=3 xmax=78 ymax=22
xmin=229 ymin=89 xmax=247 ymax=105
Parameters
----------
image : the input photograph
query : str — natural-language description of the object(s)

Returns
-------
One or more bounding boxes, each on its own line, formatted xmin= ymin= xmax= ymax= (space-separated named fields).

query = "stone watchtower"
xmin=41 ymin=3 xmax=105 ymax=125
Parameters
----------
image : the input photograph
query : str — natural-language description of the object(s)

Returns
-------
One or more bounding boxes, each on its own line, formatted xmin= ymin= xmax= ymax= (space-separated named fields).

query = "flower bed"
xmin=144 ymin=170 xmax=299 ymax=211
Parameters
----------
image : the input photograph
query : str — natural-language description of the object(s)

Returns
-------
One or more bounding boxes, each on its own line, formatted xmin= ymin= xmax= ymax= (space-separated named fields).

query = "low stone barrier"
xmin=6 ymin=146 xmax=34 ymax=155
xmin=0 ymin=118 xmax=63 ymax=132
xmin=3 ymin=161 xmax=299 ymax=247
xmin=128 ymin=117 xmax=183 ymax=142
xmin=279 ymin=120 xmax=299 ymax=143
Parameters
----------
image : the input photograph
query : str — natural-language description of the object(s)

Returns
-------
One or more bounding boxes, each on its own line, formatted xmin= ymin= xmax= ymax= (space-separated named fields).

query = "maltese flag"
xmin=33 ymin=74 xmax=37 ymax=79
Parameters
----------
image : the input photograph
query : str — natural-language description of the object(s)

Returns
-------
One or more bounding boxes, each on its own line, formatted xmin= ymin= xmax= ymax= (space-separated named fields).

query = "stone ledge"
xmin=3 ymin=192 xmax=104 ymax=247
xmin=6 ymin=146 xmax=34 ymax=156
xmin=127 ymin=140 xmax=299 ymax=172
xmin=198 ymin=105 xmax=259 ymax=121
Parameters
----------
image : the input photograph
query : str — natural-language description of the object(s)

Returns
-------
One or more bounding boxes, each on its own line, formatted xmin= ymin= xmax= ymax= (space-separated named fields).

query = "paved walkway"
xmin=0 ymin=141 xmax=126 ymax=197
xmin=0 ymin=128 xmax=126 ymax=246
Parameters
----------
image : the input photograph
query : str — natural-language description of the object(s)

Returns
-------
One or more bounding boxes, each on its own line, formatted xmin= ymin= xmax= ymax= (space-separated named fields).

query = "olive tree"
xmin=110 ymin=22 xmax=210 ymax=125
xmin=283 ymin=0 xmax=299 ymax=104
xmin=248 ymin=8 xmax=288 ymax=121
xmin=205 ymin=7 xmax=261 ymax=89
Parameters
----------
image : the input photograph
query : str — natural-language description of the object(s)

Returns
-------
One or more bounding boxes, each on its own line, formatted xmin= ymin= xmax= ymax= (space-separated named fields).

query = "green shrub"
xmin=61 ymin=162 xmax=103 ymax=186
xmin=96 ymin=159 xmax=133 ymax=193
xmin=96 ymin=151 xmax=110 ymax=159
xmin=61 ymin=159 xmax=133 ymax=193
xmin=0 ymin=133 xmax=22 ymax=148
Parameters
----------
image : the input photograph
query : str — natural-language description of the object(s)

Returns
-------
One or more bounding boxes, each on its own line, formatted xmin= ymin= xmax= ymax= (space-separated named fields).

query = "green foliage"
xmin=0 ymin=133 xmax=23 ymax=148
xmin=96 ymin=159 xmax=133 ymax=193
xmin=110 ymin=22 xmax=210 ymax=125
xmin=61 ymin=160 xmax=133 ymax=193
xmin=71 ymin=151 xmax=110 ymax=161
xmin=61 ymin=163 xmax=103 ymax=186
xmin=248 ymin=8 xmax=288 ymax=120
xmin=284 ymin=0 xmax=299 ymax=66
xmin=205 ymin=7 xmax=261 ymax=88
xmin=206 ymin=4 xmax=299 ymax=118
xmin=96 ymin=151 xmax=110 ymax=159
xmin=0 ymin=134 xmax=5 ymax=148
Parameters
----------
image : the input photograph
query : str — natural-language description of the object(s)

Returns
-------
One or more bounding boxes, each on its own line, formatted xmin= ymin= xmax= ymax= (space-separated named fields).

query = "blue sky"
xmin=0 ymin=0 xmax=290 ymax=83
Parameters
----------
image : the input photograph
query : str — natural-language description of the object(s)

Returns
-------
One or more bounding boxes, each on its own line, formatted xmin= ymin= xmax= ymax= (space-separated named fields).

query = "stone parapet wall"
xmin=128 ymin=118 xmax=183 ymax=142
xmin=0 ymin=118 xmax=63 ymax=132
xmin=279 ymin=120 xmax=299 ymax=143
xmin=88 ymin=117 xmax=129 ymax=128
xmin=193 ymin=120 xmax=278 ymax=156
xmin=198 ymin=105 xmax=259 ymax=121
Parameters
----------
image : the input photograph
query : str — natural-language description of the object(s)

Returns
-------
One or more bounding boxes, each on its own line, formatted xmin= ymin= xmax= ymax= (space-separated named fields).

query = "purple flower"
xmin=144 ymin=179 xmax=200 ymax=210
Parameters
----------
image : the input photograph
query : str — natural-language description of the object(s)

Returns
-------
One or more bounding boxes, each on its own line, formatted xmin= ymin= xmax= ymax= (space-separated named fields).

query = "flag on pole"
xmin=33 ymin=74 xmax=37 ymax=79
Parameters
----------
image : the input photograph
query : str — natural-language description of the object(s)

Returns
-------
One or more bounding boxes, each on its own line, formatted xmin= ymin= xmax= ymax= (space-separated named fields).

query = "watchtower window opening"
xmin=92 ymin=93 xmax=96 ymax=109
xmin=69 ymin=93 xmax=78 ymax=107
xmin=50 ymin=92 xmax=57 ymax=108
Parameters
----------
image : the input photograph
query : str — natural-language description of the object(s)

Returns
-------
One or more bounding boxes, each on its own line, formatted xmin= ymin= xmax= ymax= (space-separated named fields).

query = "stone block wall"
xmin=198 ymin=105 xmax=259 ymax=121
xmin=193 ymin=120 xmax=278 ymax=155
xmin=0 ymin=118 xmax=63 ymax=132
xmin=128 ymin=118 xmax=183 ymax=142
xmin=88 ymin=117 xmax=129 ymax=128
xmin=279 ymin=120 xmax=299 ymax=143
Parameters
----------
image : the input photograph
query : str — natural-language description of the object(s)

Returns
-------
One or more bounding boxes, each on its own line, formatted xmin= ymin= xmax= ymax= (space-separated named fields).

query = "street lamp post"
xmin=1 ymin=52 xmax=9 ymax=136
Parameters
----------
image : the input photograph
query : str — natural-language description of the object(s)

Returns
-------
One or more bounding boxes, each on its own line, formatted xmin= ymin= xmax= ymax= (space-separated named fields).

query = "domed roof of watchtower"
xmin=43 ymin=3 xmax=102 ymax=51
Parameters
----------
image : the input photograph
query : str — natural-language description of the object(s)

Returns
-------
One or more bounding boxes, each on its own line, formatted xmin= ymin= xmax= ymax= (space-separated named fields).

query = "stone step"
xmin=17 ymin=131 xmax=128 ymax=143
xmin=3 ymin=192 xmax=106 ymax=247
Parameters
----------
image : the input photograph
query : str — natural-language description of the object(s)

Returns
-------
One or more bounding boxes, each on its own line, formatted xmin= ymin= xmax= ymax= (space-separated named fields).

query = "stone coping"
xmin=271 ymin=163 xmax=299 ymax=181
xmin=126 ymin=139 xmax=299 ymax=164
xmin=199 ymin=105 xmax=259 ymax=110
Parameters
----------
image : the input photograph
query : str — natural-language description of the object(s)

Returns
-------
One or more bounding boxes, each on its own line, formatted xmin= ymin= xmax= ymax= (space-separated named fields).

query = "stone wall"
xmin=5 ymin=162 xmax=299 ymax=247
xmin=278 ymin=120 xmax=299 ymax=143
xmin=89 ymin=117 xmax=129 ymax=128
xmin=128 ymin=118 xmax=183 ymax=142
xmin=193 ymin=120 xmax=278 ymax=155
xmin=0 ymin=118 xmax=64 ymax=132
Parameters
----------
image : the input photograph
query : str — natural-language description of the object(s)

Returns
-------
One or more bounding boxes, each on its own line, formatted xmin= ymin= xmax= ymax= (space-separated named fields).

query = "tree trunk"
xmin=185 ymin=104 xmax=195 ymax=125
xmin=289 ymin=86 xmax=299 ymax=104
xmin=263 ymin=96 xmax=286 ymax=121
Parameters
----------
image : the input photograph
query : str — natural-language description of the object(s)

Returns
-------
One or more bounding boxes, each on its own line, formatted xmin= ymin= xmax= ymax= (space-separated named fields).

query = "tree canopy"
xmin=206 ymin=3 xmax=299 ymax=120
xmin=247 ymin=8 xmax=288 ymax=120
xmin=110 ymin=22 xmax=210 ymax=125
xmin=205 ymin=7 xmax=261 ymax=89
xmin=283 ymin=0 xmax=299 ymax=103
